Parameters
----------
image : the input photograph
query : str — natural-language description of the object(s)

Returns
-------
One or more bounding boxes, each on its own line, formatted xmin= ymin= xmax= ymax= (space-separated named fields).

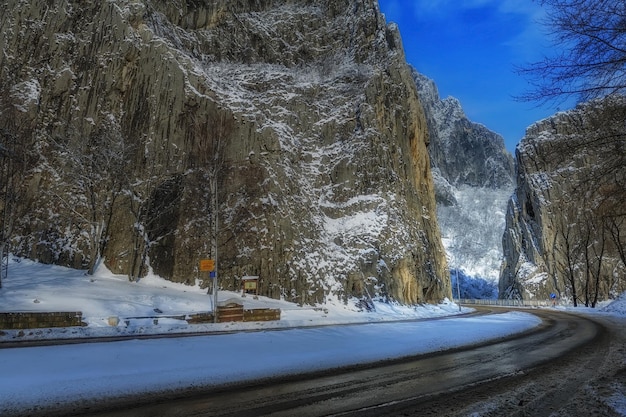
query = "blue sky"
xmin=377 ymin=0 xmax=574 ymax=153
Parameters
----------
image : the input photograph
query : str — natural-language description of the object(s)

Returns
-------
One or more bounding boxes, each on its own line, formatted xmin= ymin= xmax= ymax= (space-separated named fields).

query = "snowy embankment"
xmin=0 ymin=257 xmax=475 ymax=338
xmin=0 ymin=258 xmax=624 ymax=415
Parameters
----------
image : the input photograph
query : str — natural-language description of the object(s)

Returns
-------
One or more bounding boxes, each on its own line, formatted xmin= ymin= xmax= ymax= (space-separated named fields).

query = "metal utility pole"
xmin=212 ymin=174 xmax=218 ymax=323
xmin=206 ymin=114 xmax=229 ymax=323
xmin=201 ymin=175 xmax=219 ymax=322
xmin=0 ymin=210 xmax=8 ymax=288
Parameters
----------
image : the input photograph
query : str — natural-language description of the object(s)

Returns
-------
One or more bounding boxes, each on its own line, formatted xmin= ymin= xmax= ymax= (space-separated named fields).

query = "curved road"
xmin=72 ymin=308 xmax=625 ymax=417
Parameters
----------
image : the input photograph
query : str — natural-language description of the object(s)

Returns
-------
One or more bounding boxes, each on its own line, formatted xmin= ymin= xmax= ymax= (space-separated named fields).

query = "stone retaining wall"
xmin=0 ymin=312 xmax=85 ymax=329
xmin=187 ymin=308 xmax=281 ymax=324
xmin=244 ymin=308 xmax=281 ymax=322
xmin=0 ymin=307 xmax=281 ymax=330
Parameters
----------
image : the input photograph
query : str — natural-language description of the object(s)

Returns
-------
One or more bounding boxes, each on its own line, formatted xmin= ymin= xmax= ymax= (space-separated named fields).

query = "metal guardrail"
xmin=457 ymin=299 xmax=562 ymax=307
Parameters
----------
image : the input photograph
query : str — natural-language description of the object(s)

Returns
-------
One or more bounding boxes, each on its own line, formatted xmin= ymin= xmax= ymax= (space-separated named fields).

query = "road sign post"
xmin=200 ymin=258 xmax=217 ymax=321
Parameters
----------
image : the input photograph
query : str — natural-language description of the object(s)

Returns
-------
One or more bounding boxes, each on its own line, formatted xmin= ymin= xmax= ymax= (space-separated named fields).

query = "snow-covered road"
xmin=1 ymin=311 xmax=540 ymax=416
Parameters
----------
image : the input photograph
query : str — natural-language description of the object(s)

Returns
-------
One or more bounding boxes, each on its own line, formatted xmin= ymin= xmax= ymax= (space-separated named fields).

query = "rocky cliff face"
xmin=0 ymin=0 xmax=450 ymax=304
xmin=413 ymin=71 xmax=514 ymax=283
xmin=500 ymin=97 xmax=626 ymax=303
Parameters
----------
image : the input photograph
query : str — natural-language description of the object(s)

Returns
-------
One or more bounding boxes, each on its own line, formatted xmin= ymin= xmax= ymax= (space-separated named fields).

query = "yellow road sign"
xmin=199 ymin=259 xmax=215 ymax=272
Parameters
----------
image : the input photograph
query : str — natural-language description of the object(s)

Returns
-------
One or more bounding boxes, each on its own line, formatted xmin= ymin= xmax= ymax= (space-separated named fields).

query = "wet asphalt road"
xmin=67 ymin=308 xmax=609 ymax=417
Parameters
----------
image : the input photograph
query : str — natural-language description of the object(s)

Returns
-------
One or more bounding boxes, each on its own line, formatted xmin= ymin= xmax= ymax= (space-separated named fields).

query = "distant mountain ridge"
xmin=413 ymin=70 xmax=515 ymax=285
xmin=413 ymin=70 xmax=514 ymax=193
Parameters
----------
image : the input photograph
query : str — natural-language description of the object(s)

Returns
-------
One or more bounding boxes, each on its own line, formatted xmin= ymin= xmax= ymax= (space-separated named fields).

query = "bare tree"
xmin=596 ymin=198 xmax=625 ymax=295
xmin=0 ymin=129 xmax=22 ymax=288
xmin=555 ymin=210 xmax=583 ymax=306
xmin=581 ymin=213 xmax=606 ymax=307
xmin=606 ymin=215 xmax=626 ymax=267
xmin=0 ymin=82 xmax=37 ymax=287
xmin=50 ymin=119 xmax=132 ymax=274
xmin=596 ymin=181 xmax=626 ymax=269
xmin=581 ymin=217 xmax=594 ymax=307
xmin=590 ymin=220 xmax=606 ymax=307
xmin=518 ymin=0 xmax=626 ymax=104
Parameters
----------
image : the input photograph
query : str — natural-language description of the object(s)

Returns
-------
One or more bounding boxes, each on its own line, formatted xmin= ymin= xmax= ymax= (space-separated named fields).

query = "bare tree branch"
xmin=517 ymin=0 xmax=626 ymax=104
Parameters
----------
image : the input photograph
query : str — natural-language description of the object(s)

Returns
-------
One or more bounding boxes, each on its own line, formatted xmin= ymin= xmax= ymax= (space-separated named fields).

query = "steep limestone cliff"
xmin=500 ymin=97 xmax=626 ymax=303
xmin=0 ymin=0 xmax=450 ymax=304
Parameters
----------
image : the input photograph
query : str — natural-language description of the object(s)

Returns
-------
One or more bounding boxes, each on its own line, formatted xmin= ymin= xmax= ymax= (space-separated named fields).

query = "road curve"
xmin=71 ymin=308 xmax=620 ymax=417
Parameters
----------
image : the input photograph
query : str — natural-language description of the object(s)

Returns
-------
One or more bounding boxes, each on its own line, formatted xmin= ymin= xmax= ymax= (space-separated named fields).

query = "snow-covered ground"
xmin=438 ymin=185 xmax=513 ymax=298
xmin=0 ymin=257 xmax=476 ymax=338
xmin=0 ymin=257 xmax=625 ymax=415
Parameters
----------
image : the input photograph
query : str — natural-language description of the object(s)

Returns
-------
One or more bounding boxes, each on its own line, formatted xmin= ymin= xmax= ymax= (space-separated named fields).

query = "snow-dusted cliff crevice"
xmin=413 ymin=70 xmax=514 ymax=288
